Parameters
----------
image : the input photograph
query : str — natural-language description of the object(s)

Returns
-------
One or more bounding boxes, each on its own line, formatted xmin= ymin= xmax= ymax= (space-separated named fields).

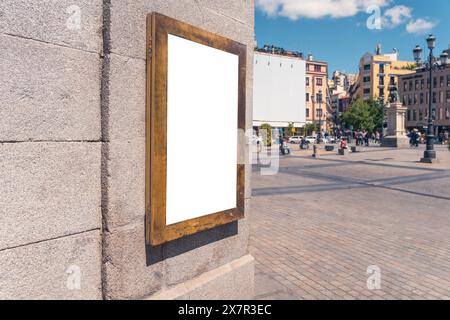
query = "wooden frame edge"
xmin=146 ymin=12 xmax=247 ymax=246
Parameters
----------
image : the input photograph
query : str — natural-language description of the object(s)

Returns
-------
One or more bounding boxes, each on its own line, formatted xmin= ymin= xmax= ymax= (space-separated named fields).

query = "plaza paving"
xmin=249 ymin=144 xmax=450 ymax=300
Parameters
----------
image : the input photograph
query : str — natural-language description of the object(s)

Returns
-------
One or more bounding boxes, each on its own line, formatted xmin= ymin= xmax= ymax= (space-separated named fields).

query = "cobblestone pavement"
xmin=249 ymin=145 xmax=450 ymax=300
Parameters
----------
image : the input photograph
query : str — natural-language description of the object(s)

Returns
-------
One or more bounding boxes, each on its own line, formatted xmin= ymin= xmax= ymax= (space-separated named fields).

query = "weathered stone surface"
xmin=148 ymin=255 xmax=255 ymax=300
xmin=0 ymin=34 xmax=101 ymax=141
xmin=0 ymin=142 xmax=101 ymax=250
xmin=108 ymin=54 xmax=146 ymax=142
xmin=0 ymin=230 xmax=101 ymax=300
xmin=109 ymin=0 xmax=254 ymax=59
xmin=0 ymin=0 xmax=103 ymax=53
xmin=106 ymin=138 xmax=146 ymax=229
xmin=103 ymin=222 xmax=164 ymax=299
xmin=102 ymin=0 xmax=254 ymax=300
xmin=163 ymin=200 xmax=250 ymax=287
xmin=197 ymin=0 xmax=254 ymax=26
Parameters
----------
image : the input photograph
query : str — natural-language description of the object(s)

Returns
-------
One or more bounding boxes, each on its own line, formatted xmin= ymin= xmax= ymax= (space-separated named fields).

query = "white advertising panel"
xmin=166 ymin=34 xmax=239 ymax=225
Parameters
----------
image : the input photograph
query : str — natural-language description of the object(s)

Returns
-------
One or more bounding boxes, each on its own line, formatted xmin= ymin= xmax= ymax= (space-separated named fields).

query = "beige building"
xmin=353 ymin=49 xmax=415 ymax=103
xmin=305 ymin=56 xmax=330 ymax=133
xmin=399 ymin=65 xmax=450 ymax=134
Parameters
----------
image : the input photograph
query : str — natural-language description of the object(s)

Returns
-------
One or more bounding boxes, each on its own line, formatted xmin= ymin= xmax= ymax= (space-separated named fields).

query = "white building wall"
xmin=253 ymin=52 xmax=306 ymax=128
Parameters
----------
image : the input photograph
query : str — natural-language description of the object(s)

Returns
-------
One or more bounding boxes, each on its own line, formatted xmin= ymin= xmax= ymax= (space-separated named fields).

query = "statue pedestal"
xmin=381 ymin=102 xmax=409 ymax=148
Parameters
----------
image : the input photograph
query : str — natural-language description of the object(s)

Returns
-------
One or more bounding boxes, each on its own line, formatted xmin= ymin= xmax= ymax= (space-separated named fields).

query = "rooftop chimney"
xmin=307 ymin=53 xmax=313 ymax=61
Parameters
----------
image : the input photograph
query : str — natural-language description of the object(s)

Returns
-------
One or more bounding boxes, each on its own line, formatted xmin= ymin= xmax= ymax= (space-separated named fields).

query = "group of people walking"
xmin=407 ymin=129 xmax=449 ymax=147
xmin=353 ymin=130 xmax=381 ymax=147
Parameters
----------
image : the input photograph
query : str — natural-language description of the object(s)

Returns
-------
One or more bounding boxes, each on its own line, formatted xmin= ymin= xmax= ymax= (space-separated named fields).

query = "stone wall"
xmin=0 ymin=0 xmax=254 ymax=299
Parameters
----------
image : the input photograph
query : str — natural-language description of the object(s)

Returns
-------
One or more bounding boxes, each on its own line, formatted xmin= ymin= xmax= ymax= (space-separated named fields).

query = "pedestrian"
xmin=375 ymin=131 xmax=381 ymax=144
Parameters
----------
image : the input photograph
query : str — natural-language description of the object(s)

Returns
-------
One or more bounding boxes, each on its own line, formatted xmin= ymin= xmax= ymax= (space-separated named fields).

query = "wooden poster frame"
xmin=145 ymin=13 xmax=246 ymax=246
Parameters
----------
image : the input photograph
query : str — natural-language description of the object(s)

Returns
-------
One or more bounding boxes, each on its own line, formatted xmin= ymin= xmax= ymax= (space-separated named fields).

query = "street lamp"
xmin=318 ymin=90 xmax=323 ymax=141
xmin=413 ymin=34 xmax=447 ymax=163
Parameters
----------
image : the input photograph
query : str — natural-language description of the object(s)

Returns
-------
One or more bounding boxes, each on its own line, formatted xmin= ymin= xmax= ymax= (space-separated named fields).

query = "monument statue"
xmin=382 ymin=84 xmax=409 ymax=148
xmin=389 ymin=85 xmax=400 ymax=103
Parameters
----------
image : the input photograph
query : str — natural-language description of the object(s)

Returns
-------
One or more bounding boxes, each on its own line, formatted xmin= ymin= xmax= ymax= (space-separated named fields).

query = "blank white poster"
xmin=166 ymin=34 xmax=239 ymax=226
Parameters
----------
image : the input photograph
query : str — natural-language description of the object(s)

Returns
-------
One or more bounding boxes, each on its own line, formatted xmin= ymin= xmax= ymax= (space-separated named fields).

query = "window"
xmin=409 ymin=81 xmax=413 ymax=91
xmin=447 ymin=90 xmax=450 ymax=103
xmin=306 ymin=77 xmax=310 ymax=86
xmin=415 ymin=80 xmax=419 ymax=90
xmin=420 ymin=93 xmax=424 ymax=104
xmin=404 ymin=82 xmax=408 ymax=91
xmin=306 ymin=93 xmax=310 ymax=102
xmin=413 ymin=110 xmax=417 ymax=121
xmin=403 ymin=95 xmax=407 ymax=105
xmin=364 ymin=64 xmax=371 ymax=71
xmin=363 ymin=88 xmax=370 ymax=94
xmin=421 ymin=79 xmax=425 ymax=89
xmin=306 ymin=108 xmax=310 ymax=118
xmin=316 ymin=78 xmax=323 ymax=86
xmin=440 ymin=76 xmax=444 ymax=87
xmin=315 ymin=65 xmax=322 ymax=72
xmin=433 ymin=92 xmax=437 ymax=103
xmin=447 ymin=75 xmax=450 ymax=87
xmin=414 ymin=94 xmax=417 ymax=105
xmin=316 ymin=109 xmax=323 ymax=117
xmin=433 ymin=77 xmax=437 ymax=88
xmin=390 ymin=76 xmax=395 ymax=86
xmin=364 ymin=76 xmax=371 ymax=83
xmin=419 ymin=110 xmax=423 ymax=121
xmin=446 ymin=108 xmax=450 ymax=120
xmin=316 ymin=93 xmax=322 ymax=102
xmin=440 ymin=91 xmax=444 ymax=104
xmin=408 ymin=95 xmax=412 ymax=105
xmin=407 ymin=110 xmax=411 ymax=121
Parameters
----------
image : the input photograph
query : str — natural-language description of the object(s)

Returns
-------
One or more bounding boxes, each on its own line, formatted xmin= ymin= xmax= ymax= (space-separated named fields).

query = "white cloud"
xmin=255 ymin=0 xmax=392 ymax=20
xmin=381 ymin=5 xmax=412 ymax=28
xmin=406 ymin=18 xmax=437 ymax=34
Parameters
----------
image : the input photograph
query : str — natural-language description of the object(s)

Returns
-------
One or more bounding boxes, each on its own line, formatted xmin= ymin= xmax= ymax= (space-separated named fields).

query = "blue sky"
xmin=255 ymin=0 xmax=450 ymax=76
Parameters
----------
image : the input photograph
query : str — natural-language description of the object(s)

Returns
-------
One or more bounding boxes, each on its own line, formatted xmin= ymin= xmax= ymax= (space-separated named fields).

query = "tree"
xmin=259 ymin=123 xmax=273 ymax=147
xmin=340 ymin=99 xmax=383 ymax=133
xmin=287 ymin=122 xmax=295 ymax=137
xmin=303 ymin=123 xmax=318 ymax=136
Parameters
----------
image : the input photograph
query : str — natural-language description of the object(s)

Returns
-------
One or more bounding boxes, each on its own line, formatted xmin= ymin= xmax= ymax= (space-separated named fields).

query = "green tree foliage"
xmin=303 ymin=123 xmax=318 ymax=136
xmin=287 ymin=122 xmax=295 ymax=137
xmin=340 ymin=99 xmax=383 ymax=133
xmin=260 ymin=123 xmax=273 ymax=147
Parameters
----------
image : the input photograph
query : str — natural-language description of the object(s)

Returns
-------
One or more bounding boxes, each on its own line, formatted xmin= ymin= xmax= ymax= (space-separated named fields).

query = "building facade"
xmin=305 ymin=56 xmax=330 ymax=133
xmin=253 ymin=51 xmax=306 ymax=133
xmin=399 ymin=65 xmax=450 ymax=134
xmin=329 ymin=71 xmax=355 ymax=129
xmin=353 ymin=49 xmax=415 ymax=103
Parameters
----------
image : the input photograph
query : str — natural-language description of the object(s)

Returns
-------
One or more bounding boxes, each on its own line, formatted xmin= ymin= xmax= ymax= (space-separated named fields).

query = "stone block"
xmin=163 ymin=200 xmax=250 ymax=287
xmin=109 ymin=0 xmax=254 ymax=59
xmin=0 ymin=0 xmax=103 ymax=53
xmin=0 ymin=35 xmax=101 ymax=141
xmin=0 ymin=230 xmax=101 ymax=300
xmin=148 ymin=254 xmax=255 ymax=300
xmin=0 ymin=142 xmax=102 ymax=250
xmin=106 ymin=138 xmax=146 ymax=229
xmin=108 ymin=54 xmax=146 ymax=142
xmin=103 ymin=222 xmax=164 ymax=299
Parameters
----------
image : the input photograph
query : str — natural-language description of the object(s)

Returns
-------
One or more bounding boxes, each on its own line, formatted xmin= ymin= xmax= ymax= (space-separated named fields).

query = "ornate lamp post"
xmin=413 ymin=35 xmax=448 ymax=163
xmin=317 ymin=90 xmax=323 ymax=139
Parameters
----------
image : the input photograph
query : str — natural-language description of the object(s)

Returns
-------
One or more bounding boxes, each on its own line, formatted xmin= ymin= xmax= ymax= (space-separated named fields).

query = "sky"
xmin=255 ymin=0 xmax=450 ymax=76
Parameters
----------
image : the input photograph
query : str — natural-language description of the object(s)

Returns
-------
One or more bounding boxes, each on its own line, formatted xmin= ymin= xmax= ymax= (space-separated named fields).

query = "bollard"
xmin=312 ymin=145 xmax=319 ymax=158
